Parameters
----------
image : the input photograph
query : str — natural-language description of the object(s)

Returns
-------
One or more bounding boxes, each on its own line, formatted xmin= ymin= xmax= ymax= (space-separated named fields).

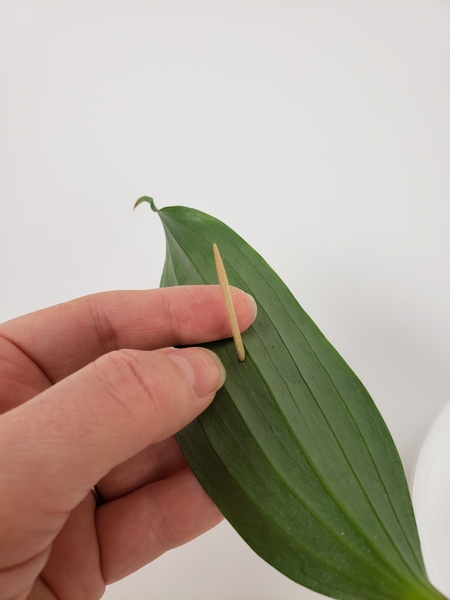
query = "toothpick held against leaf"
xmin=213 ymin=243 xmax=246 ymax=362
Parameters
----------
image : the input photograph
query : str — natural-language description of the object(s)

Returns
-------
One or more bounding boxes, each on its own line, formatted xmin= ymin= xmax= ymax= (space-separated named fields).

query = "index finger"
xmin=0 ymin=286 xmax=256 ymax=383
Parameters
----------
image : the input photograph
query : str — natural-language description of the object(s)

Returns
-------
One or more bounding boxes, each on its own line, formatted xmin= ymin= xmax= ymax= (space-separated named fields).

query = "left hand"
xmin=0 ymin=285 xmax=256 ymax=600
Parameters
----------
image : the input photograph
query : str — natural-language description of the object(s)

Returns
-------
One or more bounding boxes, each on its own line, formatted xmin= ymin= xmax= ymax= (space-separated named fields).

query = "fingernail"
xmin=167 ymin=348 xmax=226 ymax=398
xmin=246 ymin=293 xmax=258 ymax=323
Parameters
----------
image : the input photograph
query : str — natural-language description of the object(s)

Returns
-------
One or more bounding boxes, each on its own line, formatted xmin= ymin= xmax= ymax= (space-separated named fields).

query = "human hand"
xmin=0 ymin=285 xmax=256 ymax=600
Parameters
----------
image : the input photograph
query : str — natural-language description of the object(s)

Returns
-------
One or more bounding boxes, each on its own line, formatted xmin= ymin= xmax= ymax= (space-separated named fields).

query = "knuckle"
xmin=160 ymin=291 xmax=181 ymax=340
xmin=86 ymin=293 xmax=117 ymax=354
xmin=93 ymin=349 xmax=166 ymax=415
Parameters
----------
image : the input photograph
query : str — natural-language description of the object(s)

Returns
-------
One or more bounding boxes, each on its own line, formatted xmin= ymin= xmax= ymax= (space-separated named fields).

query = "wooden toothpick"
xmin=213 ymin=243 xmax=246 ymax=362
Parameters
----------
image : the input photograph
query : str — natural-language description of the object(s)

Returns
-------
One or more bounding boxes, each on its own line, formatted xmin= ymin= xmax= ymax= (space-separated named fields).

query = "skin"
xmin=0 ymin=285 xmax=256 ymax=600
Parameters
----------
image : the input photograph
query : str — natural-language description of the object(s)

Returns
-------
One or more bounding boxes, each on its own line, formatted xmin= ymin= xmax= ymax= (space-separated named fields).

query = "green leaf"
xmin=136 ymin=196 xmax=444 ymax=600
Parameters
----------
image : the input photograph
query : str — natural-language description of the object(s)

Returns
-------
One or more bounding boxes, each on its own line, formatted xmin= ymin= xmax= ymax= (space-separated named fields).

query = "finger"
xmin=96 ymin=469 xmax=223 ymax=584
xmin=0 ymin=285 xmax=256 ymax=383
xmin=0 ymin=346 xmax=225 ymax=568
xmin=97 ymin=437 xmax=188 ymax=502
xmin=26 ymin=576 xmax=57 ymax=600
xmin=39 ymin=495 xmax=104 ymax=600
xmin=0 ymin=547 xmax=51 ymax=600
xmin=0 ymin=334 xmax=51 ymax=413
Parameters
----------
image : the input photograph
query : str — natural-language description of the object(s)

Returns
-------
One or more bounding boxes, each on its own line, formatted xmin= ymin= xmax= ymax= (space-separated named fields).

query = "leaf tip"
xmin=134 ymin=196 xmax=158 ymax=212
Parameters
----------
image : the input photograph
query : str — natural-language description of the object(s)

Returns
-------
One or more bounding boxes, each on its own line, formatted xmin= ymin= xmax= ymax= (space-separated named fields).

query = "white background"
xmin=1 ymin=1 xmax=449 ymax=599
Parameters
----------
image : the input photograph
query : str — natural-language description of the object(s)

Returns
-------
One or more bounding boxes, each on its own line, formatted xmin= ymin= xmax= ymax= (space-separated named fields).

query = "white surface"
xmin=413 ymin=399 xmax=450 ymax=597
xmin=1 ymin=1 xmax=449 ymax=598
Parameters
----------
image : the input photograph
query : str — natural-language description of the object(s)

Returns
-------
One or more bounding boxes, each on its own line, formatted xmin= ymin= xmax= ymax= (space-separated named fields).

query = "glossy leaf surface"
xmin=136 ymin=197 xmax=443 ymax=600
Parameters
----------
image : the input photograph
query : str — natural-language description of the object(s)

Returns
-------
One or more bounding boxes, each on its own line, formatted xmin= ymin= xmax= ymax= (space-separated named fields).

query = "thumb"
xmin=0 ymin=346 xmax=225 ymax=562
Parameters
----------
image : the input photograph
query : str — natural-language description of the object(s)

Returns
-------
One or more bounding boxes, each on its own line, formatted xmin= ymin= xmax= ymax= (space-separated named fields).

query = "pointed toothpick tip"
xmin=213 ymin=243 xmax=246 ymax=362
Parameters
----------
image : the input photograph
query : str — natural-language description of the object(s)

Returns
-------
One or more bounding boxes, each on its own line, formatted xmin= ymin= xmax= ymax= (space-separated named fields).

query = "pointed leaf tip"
xmin=134 ymin=196 xmax=158 ymax=212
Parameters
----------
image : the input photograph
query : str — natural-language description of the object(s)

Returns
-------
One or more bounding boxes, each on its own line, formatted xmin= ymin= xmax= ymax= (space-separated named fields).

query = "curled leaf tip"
xmin=134 ymin=196 xmax=158 ymax=212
